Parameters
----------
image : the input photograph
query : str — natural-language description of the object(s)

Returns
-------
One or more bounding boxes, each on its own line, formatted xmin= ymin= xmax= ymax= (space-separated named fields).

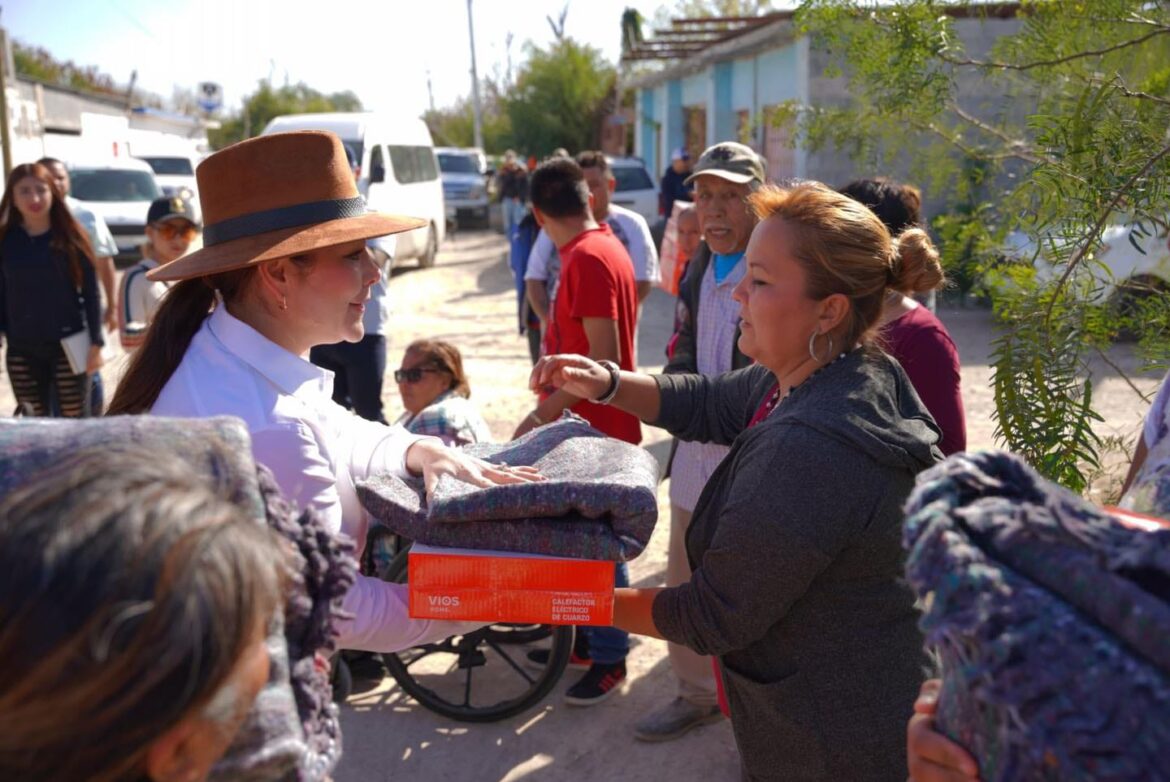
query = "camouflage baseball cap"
xmin=684 ymin=141 xmax=765 ymax=186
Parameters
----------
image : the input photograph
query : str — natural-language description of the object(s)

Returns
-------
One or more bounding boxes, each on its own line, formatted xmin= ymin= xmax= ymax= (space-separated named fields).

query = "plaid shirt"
xmin=395 ymin=390 xmax=492 ymax=446
xmin=669 ymin=258 xmax=745 ymax=510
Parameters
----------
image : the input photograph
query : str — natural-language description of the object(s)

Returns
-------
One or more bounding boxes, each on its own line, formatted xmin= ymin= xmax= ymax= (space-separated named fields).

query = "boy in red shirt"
xmin=512 ymin=156 xmax=638 ymax=704
xmin=515 ymin=157 xmax=641 ymax=446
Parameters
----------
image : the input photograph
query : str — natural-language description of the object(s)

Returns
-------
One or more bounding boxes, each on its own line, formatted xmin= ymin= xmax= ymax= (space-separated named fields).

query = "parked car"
xmin=261 ymin=112 xmax=446 ymax=268
xmin=996 ymin=222 xmax=1170 ymax=304
xmin=68 ymin=158 xmax=161 ymax=267
xmin=436 ymin=147 xmax=490 ymax=229
xmin=135 ymin=153 xmax=201 ymax=222
xmin=607 ymin=156 xmax=659 ymax=225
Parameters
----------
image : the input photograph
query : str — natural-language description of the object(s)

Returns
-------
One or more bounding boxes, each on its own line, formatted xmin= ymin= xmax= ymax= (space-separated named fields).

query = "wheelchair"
xmin=333 ymin=537 xmax=574 ymax=722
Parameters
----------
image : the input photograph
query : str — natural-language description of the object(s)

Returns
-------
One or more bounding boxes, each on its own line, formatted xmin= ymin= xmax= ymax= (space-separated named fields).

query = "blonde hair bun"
xmin=891 ymin=228 xmax=944 ymax=294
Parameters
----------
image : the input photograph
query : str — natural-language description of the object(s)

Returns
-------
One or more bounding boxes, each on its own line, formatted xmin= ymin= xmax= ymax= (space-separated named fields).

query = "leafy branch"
xmin=940 ymin=25 xmax=1170 ymax=71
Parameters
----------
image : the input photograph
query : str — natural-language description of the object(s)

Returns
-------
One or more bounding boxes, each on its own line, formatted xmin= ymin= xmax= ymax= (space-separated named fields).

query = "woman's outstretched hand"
xmin=407 ymin=438 xmax=543 ymax=500
xmin=529 ymin=354 xmax=610 ymax=400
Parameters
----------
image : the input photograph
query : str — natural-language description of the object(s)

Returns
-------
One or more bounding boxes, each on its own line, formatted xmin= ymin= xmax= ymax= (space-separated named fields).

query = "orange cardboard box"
xmin=407 ymin=543 xmax=616 ymax=625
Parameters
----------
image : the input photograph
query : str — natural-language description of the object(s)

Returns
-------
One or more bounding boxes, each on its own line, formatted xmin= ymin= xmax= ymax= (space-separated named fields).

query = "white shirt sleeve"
xmin=337 ymin=577 xmax=483 ymax=651
xmin=524 ymin=230 xmax=554 ymax=281
xmin=629 ymin=213 xmax=660 ymax=283
xmin=90 ymin=212 xmax=119 ymax=258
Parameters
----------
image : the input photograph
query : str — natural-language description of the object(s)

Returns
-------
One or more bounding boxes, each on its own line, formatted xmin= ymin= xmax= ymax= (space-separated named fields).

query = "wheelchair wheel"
xmin=380 ymin=544 xmax=573 ymax=722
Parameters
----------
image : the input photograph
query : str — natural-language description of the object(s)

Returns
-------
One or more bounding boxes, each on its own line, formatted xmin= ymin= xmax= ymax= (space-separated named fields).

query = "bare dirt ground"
xmin=1 ymin=229 xmax=1161 ymax=781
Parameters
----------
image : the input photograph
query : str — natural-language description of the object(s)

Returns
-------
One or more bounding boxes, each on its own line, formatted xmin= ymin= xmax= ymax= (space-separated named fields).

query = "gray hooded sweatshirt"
xmin=651 ymin=349 xmax=941 ymax=782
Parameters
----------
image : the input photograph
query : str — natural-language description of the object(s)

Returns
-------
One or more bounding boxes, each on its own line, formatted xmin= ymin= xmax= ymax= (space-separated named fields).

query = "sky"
xmin=4 ymin=0 xmax=675 ymax=117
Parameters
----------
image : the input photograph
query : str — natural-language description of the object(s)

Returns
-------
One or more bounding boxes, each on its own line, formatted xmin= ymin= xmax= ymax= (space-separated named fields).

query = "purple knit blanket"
xmin=903 ymin=451 xmax=1170 ymax=782
xmin=357 ymin=413 xmax=660 ymax=562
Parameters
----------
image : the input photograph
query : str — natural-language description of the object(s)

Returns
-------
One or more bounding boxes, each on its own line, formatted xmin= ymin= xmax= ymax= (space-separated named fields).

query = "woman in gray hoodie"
xmin=530 ymin=182 xmax=944 ymax=781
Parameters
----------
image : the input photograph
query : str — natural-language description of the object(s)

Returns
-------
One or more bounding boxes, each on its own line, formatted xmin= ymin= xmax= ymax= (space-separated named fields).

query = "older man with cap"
xmin=636 ymin=141 xmax=765 ymax=743
xmin=659 ymin=146 xmax=695 ymax=219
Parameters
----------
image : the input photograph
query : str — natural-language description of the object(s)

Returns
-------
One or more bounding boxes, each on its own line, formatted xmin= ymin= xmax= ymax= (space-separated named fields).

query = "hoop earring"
xmin=808 ymin=330 xmax=833 ymax=363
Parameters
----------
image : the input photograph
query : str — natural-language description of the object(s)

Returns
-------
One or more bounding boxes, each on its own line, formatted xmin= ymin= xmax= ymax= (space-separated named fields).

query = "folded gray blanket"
xmin=358 ymin=413 xmax=660 ymax=561
xmin=903 ymin=450 xmax=1170 ymax=782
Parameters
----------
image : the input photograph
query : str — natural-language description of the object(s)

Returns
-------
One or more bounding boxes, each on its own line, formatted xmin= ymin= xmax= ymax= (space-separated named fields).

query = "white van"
xmin=261 ymin=112 xmax=445 ymax=267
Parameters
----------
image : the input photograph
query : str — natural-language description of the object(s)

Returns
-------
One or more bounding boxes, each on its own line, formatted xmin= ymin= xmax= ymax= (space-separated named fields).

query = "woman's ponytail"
xmin=106 ymin=278 xmax=216 ymax=415
xmin=890 ymin=228 xmax=944 ymax=294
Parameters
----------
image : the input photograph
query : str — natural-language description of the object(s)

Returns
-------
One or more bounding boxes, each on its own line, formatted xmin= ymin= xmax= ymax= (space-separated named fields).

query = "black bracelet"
xmin=594 ymin=360 xmax=621 ymax=405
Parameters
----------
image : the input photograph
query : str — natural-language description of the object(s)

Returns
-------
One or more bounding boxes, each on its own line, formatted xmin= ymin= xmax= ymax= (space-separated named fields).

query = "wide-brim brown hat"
xmin=148 ymin=131 xmax=425 ymax=282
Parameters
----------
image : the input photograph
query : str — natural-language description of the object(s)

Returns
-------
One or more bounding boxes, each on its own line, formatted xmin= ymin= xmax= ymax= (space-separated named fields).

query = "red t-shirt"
xmin=544 ymin=224 xmax=641 ymax=444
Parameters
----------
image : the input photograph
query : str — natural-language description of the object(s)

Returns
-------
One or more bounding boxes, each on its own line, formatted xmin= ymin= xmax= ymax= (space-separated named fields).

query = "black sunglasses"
xmin=394 ymin=367 xmax=446 ymax=384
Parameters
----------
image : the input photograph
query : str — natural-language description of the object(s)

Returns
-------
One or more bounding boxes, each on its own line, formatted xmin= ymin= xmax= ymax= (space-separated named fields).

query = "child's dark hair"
xmin=530 ymin=158 xmax=590 ymax=219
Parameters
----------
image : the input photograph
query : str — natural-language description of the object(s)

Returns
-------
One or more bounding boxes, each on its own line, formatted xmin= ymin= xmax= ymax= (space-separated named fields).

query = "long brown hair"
xmin=0 ymin=445 xmax=288 ymax=782
xmin=107 ymin=267 xmax=257 ymax=414
xmin=0 ymin=162 xmax=96 ymax=288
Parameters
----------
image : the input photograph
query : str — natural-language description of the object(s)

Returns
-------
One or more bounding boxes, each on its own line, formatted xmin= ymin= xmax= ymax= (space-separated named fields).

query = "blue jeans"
xmin=309 ymin=335 xmax=388 ymax=423
xmin=89 ymin=372 xmax=104 ymax=415
xmin=586 ymin=562 xmax=629 ymax=665
xmin=503 ymin=198 xmax=525 ymax=238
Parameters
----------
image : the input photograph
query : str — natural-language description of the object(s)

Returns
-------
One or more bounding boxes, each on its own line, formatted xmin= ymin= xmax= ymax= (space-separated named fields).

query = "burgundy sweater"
xmin=882 ymin=305 xmax=966 ymax=455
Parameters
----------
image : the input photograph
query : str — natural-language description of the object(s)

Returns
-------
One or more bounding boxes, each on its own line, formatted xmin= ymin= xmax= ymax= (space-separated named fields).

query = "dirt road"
xmin=1 ymin=230 xmax=1159 ymax=780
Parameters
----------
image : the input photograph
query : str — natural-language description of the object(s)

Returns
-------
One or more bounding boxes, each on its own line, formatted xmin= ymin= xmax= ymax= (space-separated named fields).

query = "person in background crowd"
xmin=525 ymin=152 xmax=660 ymax=355
xmin=119 ymin=195 xmax=199 ymax=351
xmin=395 ymin=338 xmax=491 ymax=446
xmin=533 ymin=181 xmax=940 ymax=780
xmin=0 ymin=446 xmax=287 ymax=782
xmin=108 ymin=131 xmax=540 ymax=653
xmin=0 ymin=162 xmax=103 ymax=417
xmin=509 ymin=206 xmax=544 ymax=364
xmin=311 ymin=143 xmax=397 ymax=423
xmin=640 ymin=142 xmax=763 ymax=742
xmin=496 ymin=150 xmax=529 ymax=239
xmin=839 ymin=177 xmax=936 ymax=311
xmin=839 ymin=178 xmax=966 ymax=455
xmin=39 ymin=157 xmax=118 ymax=413
xmin=360 ymin=338 xmax=494 ymax=581
xmin=672 ymin=205 xmax=702 ymax=292
xmin=660 ymin=146 xmax=695 ymax=219
xmin=513 ymin=157 xmax=640 ymax=706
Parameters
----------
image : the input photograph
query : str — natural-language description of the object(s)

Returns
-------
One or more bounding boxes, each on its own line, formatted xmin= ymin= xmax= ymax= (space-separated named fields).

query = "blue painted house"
xmin=624 ymin=6 xmax=1021 ymax=213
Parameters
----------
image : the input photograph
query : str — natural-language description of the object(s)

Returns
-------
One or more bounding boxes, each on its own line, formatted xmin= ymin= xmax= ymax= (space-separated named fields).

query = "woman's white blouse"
xmin=152 ymin=305 xmax=472 ymax=651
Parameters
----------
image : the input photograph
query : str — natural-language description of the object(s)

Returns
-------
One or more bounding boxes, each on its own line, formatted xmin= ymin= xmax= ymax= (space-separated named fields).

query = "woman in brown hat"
xmin=109 ymin=131 xmax=539 ymax=652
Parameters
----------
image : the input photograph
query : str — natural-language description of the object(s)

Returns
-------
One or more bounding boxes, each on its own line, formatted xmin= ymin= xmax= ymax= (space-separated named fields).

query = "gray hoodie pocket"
xmin=721 ymin=661 xmax=829 ymax=781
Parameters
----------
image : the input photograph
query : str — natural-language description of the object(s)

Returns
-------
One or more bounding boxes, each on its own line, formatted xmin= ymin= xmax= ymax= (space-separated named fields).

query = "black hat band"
xmin=202 ymin=196 xmax=366 ymax=248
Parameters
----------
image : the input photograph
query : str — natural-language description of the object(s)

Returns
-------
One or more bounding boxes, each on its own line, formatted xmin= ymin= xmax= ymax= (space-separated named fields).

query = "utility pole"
xmin=0 ymin=21 xmax=12 ymax=178
xmin=427 ymin=69 xmax=435 ymax=113
xmin=466 ymin=0 xmax=484 ymax=151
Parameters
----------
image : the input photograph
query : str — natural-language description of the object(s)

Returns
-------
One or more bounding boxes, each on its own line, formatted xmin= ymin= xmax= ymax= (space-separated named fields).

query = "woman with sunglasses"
xmin=118 ymin=195 xmax=200 ymax=351
xmin=0 ymin=161 xmax=103 ymax=417
xmin=394 ymin=339 xmax=491 ymax=446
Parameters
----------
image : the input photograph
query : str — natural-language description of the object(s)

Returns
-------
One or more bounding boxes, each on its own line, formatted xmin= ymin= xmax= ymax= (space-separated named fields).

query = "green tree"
xmin=503 ymin=39 xmax=617 ymax=156
xmin=423 ymin=83 xmax=514 ymax=152
xmin=780 ymin=0 xmax=1170 ymax=491
xmin=209 ymin=81 xmax=363 ymax=149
